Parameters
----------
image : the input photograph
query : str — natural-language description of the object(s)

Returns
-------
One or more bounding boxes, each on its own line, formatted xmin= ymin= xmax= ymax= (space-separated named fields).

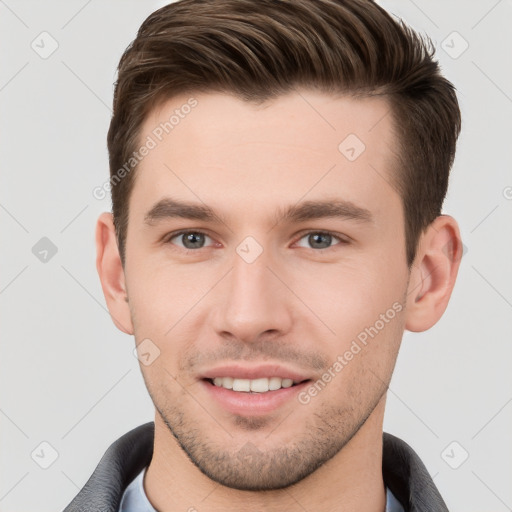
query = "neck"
xmin=145 ymin=397 xmax=387 ymax=512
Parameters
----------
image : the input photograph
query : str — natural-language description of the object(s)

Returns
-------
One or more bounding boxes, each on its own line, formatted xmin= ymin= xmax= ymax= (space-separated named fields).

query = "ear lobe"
xmin=405 ymin=215 xmax=463 ymax=332
xmin=95 ymin=212 xmax=134 ymax=335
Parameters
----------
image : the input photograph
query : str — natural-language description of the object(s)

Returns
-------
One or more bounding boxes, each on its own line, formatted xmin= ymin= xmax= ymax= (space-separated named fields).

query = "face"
xmin=123 ymin=90 xmax=410 ymax=490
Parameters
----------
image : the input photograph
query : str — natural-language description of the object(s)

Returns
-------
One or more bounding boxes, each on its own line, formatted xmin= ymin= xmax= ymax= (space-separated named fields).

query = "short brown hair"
xmin=107 ymin=0 xmax=461 ymax=267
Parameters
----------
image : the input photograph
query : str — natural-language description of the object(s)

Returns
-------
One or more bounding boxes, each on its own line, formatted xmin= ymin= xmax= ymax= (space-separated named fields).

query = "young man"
xmin=65 ymin=0 xmax=462 ymax=510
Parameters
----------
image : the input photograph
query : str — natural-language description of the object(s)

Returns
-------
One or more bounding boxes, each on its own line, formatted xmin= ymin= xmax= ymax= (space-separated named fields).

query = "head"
xmin=97 ymin=0 xmax=462 ymax=491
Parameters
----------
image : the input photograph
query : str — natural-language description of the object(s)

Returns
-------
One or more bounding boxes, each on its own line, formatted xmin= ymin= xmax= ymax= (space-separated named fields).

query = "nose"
xmin=212 ymin=242 xmax=294 ymax=343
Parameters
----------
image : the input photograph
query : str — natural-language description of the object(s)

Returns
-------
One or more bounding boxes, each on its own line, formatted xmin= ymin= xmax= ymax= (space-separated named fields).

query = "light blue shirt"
xmin=119 ymin=467 xmax=154 ymax=512
xmin=119 ymin=466 xmax=405 ymax=512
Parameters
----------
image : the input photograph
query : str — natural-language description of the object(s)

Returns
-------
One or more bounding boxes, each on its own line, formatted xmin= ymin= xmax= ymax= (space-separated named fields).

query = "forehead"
xmin=131 ymin=90 xmax=399 ymax=221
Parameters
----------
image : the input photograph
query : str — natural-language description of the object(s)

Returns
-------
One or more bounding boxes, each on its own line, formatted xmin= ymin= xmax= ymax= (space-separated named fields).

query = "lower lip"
xmin=201 ymin=379 xmax=310 ymax=416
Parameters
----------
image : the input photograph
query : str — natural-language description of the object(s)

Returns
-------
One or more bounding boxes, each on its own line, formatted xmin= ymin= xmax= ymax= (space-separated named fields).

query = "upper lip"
xmin=200 ymin=364 xmax=311 ymax=382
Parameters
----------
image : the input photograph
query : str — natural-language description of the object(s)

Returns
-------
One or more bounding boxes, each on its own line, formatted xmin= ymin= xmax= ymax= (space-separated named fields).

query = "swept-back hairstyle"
xmin=107 ymin=0 xmax=461 ymax=267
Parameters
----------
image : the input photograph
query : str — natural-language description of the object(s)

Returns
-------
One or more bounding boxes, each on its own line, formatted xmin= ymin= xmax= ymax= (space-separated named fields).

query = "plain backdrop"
xmin=1 ymin=1 xmax=511 ymax=511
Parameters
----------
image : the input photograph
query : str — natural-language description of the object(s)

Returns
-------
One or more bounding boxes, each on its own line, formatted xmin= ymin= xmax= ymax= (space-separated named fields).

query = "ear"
xmin=405 ymin=215 xmax=463 ymax=332
xmin=95 ymin=212 xmax=134 ymax=335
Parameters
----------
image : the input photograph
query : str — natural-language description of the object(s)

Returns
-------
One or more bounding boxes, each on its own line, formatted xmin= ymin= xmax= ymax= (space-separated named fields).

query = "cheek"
xmin=292 ymin=256 xmax=407 ymax=345
xmin=126 ymin=257 xmax=217 ymax=335
xmin=304 ymin=301 xmax=405 ymax=413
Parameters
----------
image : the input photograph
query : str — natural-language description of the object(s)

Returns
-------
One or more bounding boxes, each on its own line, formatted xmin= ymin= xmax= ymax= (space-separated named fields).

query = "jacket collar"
xmin=64 ymin=422 xmax=154 ymax=512
xmin=64 ymin=422 xmax=448 ymax=512
xmin=382 ymin=432 xmax=448 ymax=511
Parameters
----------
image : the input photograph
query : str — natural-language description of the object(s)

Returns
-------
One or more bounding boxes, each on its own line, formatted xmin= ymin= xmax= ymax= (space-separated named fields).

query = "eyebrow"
xmin=143 ymin=197 xmax=373 ymax=226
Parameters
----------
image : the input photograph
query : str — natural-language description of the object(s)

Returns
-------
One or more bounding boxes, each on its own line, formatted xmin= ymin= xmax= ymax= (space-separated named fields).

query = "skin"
xmin=96 ymin=90 xmax=462 ymax=511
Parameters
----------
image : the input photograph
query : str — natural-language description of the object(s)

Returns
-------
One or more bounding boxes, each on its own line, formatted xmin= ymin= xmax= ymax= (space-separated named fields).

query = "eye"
xmin=167 ymin=230 xmax=215 ymax=249
xmin=295 ymin=231 xmax=347 ymax=250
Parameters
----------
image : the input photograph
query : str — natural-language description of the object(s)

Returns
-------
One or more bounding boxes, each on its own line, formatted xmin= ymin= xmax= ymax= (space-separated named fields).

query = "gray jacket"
xmin=63 ymin=422 xmax=449 ymax=512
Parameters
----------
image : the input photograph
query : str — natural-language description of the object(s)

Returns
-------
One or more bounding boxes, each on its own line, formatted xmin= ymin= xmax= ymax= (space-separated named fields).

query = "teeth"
xmin=281 ymin=378 xmax=293 ymax=388
xmin=269 ymin=377 xmax=282 ymax=390
xmin=222 ymin=376 xmax=233 ymax=389
xmin=232 ymin=378 xmax=251 ymax=392
xmin=250 ymin=378 xmax=268 ymax=392
xmin=211 ymin=376 xmax=299 ymax=393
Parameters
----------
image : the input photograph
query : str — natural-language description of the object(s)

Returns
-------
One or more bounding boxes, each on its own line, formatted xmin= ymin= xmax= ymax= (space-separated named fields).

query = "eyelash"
xmin=163 ymin=229 xmax=350 ymax=250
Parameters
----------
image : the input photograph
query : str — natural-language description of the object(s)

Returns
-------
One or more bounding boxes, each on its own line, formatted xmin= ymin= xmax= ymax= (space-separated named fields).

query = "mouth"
xmin=200 ymin=371 xmax=313 ymax=416
xmin=198 ymin=364 xmax=314 ymax=415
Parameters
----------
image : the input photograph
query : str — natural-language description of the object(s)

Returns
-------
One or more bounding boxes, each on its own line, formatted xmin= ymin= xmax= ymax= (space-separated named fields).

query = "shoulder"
xmin=62 ymin=422 xmax=155 ymax=512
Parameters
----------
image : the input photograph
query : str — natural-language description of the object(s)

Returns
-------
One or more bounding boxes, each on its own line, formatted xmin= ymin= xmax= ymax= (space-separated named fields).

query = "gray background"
xmin=1 ymin=1 xmax=511 ymax=511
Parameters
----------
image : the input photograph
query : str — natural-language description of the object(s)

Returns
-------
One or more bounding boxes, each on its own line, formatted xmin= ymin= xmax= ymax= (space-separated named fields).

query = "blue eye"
xmin=168 ymin=231 xmax=213 ymax=249
xmin=296 ymin=231 xmax=344 ymax=249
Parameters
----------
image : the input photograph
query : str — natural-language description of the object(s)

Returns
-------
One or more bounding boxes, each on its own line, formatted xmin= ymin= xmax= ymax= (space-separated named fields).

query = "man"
xmin=64 ymin=0 xmax=462 ymax=510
